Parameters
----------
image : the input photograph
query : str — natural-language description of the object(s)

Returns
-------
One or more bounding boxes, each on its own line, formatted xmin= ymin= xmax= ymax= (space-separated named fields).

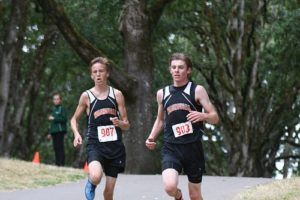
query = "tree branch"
xmin=275 ymin=154 xmax=300 ymax=161
xmin=204 ymin=6 xmax=235 ymax=94
xmin=267 ymin=85 xmax=299 ymax=132
xmin=283 ymin=139 xmax=300 ymax=148
xmin=0 ymin=0 xmax=29 ymax=141
xmin=149 ymin=0 xmax=173 ymax=28
xmin=35 ymin=0 xmax=138 ymax=100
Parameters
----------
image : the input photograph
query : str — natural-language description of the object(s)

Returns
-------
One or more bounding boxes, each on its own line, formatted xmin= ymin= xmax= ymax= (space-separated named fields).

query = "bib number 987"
xmin=97 ymin=125 xmax=117 ymax=142
xmin=172 ymin=121 xmax=193 ymax=138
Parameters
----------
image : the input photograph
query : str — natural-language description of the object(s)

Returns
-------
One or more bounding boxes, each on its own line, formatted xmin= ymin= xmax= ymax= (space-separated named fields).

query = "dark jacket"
xmin=49 ymin=105 xmax=67 ymax=134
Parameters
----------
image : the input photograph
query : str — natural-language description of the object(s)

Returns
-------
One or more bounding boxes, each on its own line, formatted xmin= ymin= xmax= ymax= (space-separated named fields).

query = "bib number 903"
xmin=172 ymin=121 xmax=193 ymax=138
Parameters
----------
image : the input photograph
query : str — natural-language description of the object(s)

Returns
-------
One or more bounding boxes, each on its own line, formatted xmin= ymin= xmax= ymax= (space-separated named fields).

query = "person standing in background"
xmin=48 ymin=93 xmax=67 ymax=166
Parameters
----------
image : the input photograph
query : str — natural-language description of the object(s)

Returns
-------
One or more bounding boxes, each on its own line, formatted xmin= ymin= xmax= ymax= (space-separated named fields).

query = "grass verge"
xmin=1 ymin=157 xmax=300 ymax=199
xmin=0 ymin=158 xmax=86 ymax=191
xmin=233 ymin=177 xmax=300 ymax=200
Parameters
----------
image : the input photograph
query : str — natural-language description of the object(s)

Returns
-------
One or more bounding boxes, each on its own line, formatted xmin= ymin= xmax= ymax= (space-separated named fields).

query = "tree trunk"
xmin=119 ymin=0 xmax=173 ymax=173
xmin=0 ymin=0 xmax=29 ymax=155
xmin=7 ymin=25 xmax=59 ymax=158
xmin=119 ymin=0 xmax=159 ymax=173
xmin=195 ymin=0 xmax=278 ymax=177
xmin=222 ymin=0 xmax=268 ymax=177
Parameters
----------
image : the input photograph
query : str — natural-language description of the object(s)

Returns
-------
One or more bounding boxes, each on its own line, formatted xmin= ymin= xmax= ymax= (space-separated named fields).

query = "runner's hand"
xmin=187 ymin=111 xmax=206 ymax=123
xmin=110 ymin=117 xmax=120 ymax=127
xmin=145 ymin=138 xmax=156 ymax=150
xmin=73 ymin=134 xmax=82 ymax=148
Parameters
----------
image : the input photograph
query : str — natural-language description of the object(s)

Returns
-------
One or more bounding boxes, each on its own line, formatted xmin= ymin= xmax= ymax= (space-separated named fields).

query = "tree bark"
xmin=118 ymin=0 xmax=172 ymax=173
xmin=119 ymin=0 xmax=158 ymax=173
xmin=221 ymin=0 xmax=266 ymax=177
xmin=0 ymin=0 xmax=29 ymax=155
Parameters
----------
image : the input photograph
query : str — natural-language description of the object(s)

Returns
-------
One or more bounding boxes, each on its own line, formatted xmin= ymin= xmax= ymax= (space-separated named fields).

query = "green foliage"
xmin=259 ymin=4 xmax=300 ymax=145
xmin=2 ymin=0 xmax=299 ymax=176
xmin=59 ymin=0 xmax=124 ymax=65
xmin=16 ymin=0 xmax=128 ymax=167
xmin=153 ymin=0 xmax=300 ymax=176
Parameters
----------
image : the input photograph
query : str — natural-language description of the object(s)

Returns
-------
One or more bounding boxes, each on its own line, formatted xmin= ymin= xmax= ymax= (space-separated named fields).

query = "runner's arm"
xmin=70 ymin=92 xmax=88 ymax=147
xmin=146 ymin=89 xmax=164 ymax=150
xmin=113 ymin=89 xmax=130 ymax=131
xmin=187 ymin=85 xmax=219 ymax=124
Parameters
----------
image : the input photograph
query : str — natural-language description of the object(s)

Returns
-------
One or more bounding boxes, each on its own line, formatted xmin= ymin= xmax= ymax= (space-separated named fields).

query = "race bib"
xmin=172 ymin=121 xmax=193 ymax=138
xmin=97 ymin=125 xmax=117 ymax=142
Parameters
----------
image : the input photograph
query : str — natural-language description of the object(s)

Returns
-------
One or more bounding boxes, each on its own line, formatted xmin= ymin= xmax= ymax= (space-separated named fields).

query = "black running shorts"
xmin=161 ymin=141 xmax=205 ymax=183
xmin=86 ymin=142 xmax=126 ymax=178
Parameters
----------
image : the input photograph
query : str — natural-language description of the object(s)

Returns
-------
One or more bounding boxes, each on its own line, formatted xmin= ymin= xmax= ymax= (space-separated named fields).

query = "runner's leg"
xmin=162 ymin=168 xmax=182 ymax=198
xmin=88 ymin=160 xmax=103 ymax=185
xmin=103 ymin=176 xmax=117 ymax=200
xmin=85 ymin=161 xmax=103 ymax=200
xmin=188 ymin=182 xmax=202 ymax=200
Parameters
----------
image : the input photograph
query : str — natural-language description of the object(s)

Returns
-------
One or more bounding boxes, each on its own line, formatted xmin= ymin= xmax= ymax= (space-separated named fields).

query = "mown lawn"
xmin=233 ymin=176 xmax=300 ymax=200
xmin=0 ymin=158 xmax=86 ymax=191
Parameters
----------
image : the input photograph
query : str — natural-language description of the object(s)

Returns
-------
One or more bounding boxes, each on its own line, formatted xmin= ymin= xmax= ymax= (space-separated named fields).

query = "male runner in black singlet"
xmin=70 ymin=57 xmax=130 ymax=200
xmin=146 ymin=53 xmax=219 ymax=200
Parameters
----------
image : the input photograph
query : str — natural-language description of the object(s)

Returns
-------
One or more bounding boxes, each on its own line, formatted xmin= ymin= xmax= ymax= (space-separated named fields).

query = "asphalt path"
xmin=0 ymin=175 xmax=274 ymax=200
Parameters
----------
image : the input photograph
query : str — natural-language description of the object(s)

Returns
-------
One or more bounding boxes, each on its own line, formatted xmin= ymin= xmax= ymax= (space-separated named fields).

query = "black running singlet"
xmin=162 ymin=81 xmax=204 ymax=144
xmin=85 ymin=87 xmax=122 ymax=142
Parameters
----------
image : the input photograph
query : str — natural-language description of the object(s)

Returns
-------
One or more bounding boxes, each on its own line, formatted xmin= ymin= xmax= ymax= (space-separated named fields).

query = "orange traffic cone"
xmin=83 ymin=161 xmax=89 ymax=172
xmin=32 ymin=152 xmax=40 ymax=165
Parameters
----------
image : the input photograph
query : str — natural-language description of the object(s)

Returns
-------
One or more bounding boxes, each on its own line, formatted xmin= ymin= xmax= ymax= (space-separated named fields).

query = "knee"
xmin=164 ymin=184 xmax=177 ymax=196
xmin=89 ymin=172 xmax=102 ymax=185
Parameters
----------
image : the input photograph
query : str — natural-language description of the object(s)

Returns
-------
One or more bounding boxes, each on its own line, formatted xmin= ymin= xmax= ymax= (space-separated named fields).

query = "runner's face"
xmin=90 ymin=63 xmax=109 ymax=85
xmin=169 ymin=59 xmax=191 ymax=83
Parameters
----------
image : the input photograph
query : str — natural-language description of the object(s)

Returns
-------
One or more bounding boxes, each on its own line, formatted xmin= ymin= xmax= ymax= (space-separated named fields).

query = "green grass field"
xmin=0 ymin=158 xmax=86 ymax=191
xmin=232 ymin=176 xmax=300 ymax=200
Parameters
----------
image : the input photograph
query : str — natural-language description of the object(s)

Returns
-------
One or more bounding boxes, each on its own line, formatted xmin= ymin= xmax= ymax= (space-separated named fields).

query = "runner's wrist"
xmin=119 ymin=120 xmax=130 ymax=131
xmin=74 ymin=132 xmax=81 ymax=137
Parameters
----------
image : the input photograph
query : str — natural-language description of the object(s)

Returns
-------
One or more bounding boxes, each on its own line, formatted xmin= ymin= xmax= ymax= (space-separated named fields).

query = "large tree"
xmin=35 ymin=0 xmax=173 ymax=173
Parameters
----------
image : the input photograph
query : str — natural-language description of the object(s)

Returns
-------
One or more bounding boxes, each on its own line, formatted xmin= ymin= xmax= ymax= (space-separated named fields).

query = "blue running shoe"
xmin=85 ymin=179 xmax=96 ymax=200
